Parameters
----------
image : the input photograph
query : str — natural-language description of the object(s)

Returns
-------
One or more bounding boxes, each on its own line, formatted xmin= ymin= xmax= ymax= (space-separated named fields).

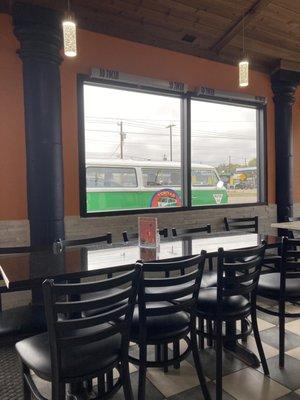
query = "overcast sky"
xmin=84 ymin=84 xmax=257 ymax=167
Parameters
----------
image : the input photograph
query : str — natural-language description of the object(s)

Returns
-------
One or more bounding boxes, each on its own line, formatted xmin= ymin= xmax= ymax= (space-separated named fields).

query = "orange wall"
xmin=293 ymin=89 xmax=300 ymax=202
xmin=0 ymin=14 xmax=277 ymax=220
xmin=0 ymin=14 xmax=27 ymax=220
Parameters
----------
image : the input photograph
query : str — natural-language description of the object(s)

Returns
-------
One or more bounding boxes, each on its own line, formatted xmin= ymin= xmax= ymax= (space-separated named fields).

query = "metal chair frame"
xmin=196 ymin=244 xmax=269 ymax=400
xmin=18 ymin=265 xmax=141 ymax=400
xmin=172 ymin=224 xmax=213 ymax=271
xmin=224 ymin=216 xmax=258 ymax=233
xmin=55 ymin=233 xmax=112 ymax=252
xmin=0 ymin=245 xmax=55 ymax=342
xmin=257 ymin=237 xmax=300 ymax=367
xmin=129 ymin=253 xmax=211 ymax=400
xmin=122 ymin=228 xmax=168 ymax=243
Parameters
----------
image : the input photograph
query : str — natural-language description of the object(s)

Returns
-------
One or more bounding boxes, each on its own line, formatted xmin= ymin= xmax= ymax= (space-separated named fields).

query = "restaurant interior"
xmin=1 ymin=0 xmax=300 ymax=399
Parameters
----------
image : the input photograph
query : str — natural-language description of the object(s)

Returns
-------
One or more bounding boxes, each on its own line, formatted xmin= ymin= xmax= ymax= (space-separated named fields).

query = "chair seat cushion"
xmin=82 ymin=287 xmax=126 ymax=317
xmin=197 ymin=287 xmax=250 ymax=318
xmin=258 ymin=273 xmax=300 ymax=300
xmin=16 ymin=325 xmax=121 ymax=381
xmin=0 ymin=305 xmax=46 ymax=339
xmin=130 ymin=302 xmax=190 ymax=341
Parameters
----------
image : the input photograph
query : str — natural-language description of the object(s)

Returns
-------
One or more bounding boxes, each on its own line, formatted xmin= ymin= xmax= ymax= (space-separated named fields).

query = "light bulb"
xmin=239 ymin=59 xmax=249 ymax=87
xmin=62 ymin=13 xmax=77 ymax=57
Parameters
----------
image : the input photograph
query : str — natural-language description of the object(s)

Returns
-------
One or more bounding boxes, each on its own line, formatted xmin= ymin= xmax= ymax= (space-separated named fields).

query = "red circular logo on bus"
xmin=150 ymin=189 xmax=182 ymax=208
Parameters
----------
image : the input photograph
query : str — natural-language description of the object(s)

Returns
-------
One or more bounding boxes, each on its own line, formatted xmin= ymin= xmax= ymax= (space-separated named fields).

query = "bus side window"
xmin=142 ymin=168 xmax=181 ymax=187
xmin=192 ymin=169 xmax=218 ymax=186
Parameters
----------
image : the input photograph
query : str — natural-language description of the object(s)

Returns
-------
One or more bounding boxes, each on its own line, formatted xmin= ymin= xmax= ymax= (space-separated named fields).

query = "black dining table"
xmin=0 ymin=231 xmax=281 ymax=399
xmin=0 ymin=231 xmax=280 ymax=291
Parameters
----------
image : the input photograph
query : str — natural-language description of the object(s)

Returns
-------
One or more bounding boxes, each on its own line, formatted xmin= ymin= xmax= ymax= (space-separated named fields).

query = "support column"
xmin=271 ymin=71 xmax=297 ymax=223
xmin=13 ymin=2 xmax=65 ymax=246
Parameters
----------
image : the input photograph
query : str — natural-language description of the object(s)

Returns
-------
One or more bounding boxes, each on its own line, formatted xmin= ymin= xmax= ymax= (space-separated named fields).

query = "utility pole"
xmin=166 ymin=123 xmax=176 ymax=161
xmin=228 ymin=155 xmax=231 ymax=173
xmin=117 ymin=121 xmax=126 ymax=159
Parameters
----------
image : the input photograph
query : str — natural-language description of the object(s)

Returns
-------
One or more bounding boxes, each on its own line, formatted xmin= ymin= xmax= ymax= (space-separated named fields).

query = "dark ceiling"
xmin=2 ymin=0 xmax=300 ymax=73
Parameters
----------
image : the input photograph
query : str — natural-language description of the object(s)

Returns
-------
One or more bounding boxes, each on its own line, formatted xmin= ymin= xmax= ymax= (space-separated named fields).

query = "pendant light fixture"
xmin=62 ymin=0 xmax=77 ymax=57
xmin=238 ymin=16 xmax=249 ymax=87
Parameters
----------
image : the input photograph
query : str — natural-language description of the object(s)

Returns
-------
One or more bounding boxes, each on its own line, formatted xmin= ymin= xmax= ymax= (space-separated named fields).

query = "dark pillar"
xmin=271 ymin=70 xmax=298 ymax=223
xmin=13 ymin=2 xmax=65 ymax=246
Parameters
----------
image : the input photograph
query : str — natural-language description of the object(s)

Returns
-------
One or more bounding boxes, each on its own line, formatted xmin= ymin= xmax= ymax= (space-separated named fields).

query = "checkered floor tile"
xmin=2 ymin=297 xmax=300 ymax=399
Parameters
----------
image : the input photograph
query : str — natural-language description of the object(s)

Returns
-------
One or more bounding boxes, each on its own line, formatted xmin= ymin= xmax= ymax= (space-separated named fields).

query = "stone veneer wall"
xmin=0 ymin=204 xmax=279 ymax=247
xmin=0 ymin=203 xmax=281 ymax=309
xmin=65 ymin=204 xmax=278 ymax=241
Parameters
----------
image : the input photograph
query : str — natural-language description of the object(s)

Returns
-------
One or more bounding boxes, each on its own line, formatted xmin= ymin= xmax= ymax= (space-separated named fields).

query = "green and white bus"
xmin=86 ymin=160 xmax=228 ymax=212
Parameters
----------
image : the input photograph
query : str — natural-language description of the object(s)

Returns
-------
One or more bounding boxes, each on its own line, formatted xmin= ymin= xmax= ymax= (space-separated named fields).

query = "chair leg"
xmin=279 ymin=300 xmax=285 ymax=368
xmin=155 ymin=344 xmax=161 ymax=363
xmin=208 ymin=257 xmax=213 ymax=271
xmin=107 ymin=370 xmax=114 ymax=391
xmin=216 ymin=319 xmax=223 ymax=400
xmin=207 ymin=320 xmax=213 ymax=347
xmin=52 ymin=380 xmax=65 ymax=400
xmin=163 ymin=343 xmax=169 ymax=373
xmin=241 ymin=318 xmax=248 ymax=343
xmin=21 ymin=363 xmax=31 ymax=400
xmin=191 ymin=327 xmax=211 ymax=400
xmin=173 ymin=339 xmax=180 ymax=369
xmin=138 ymin=343 xmax=147 ymax=400
xmin=122 ymin=360 xmax=134 ymax=400
xmin=198 ymin=317 xmax=205 ymax=349
xmin=251 ymin=309 xmax=269 ymax=375
xmin=97 ymin=374 xmax=105 ymax=397
xmin=84 ymin=379 xmax=93 ymax=392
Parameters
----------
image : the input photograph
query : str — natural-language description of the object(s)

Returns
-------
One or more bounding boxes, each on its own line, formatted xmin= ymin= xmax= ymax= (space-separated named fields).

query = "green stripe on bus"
xmin=87 ymin=189 xmax=228 ymax=212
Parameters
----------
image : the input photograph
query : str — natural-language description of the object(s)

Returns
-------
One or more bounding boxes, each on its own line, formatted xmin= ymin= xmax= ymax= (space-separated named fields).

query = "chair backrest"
xmin=55 ymin=233 xmax=112 ymax=251
xmin=281 ymin=237 xmax=300 ymax=279
xmin=0 ymin=244 xmax=57 ymax=301
xmin=217 ymin=244 xmax=266 ymax=306
xmin=43 ymin=265 xmax=141 ymax=380
xmin=122 ymin=228 xmax=168 ymax=243
xmin=172 ymin=224 xmax=211 ymax=237
xmin=0 ymin=244 xmax=55 ymax=254
xmin=224 ymin=216 xmax=258 ymax=233
xmin=285 ymin=217 xmax=300 ymax=239
xmin=137 ymin=253 xmax=206 ymax=331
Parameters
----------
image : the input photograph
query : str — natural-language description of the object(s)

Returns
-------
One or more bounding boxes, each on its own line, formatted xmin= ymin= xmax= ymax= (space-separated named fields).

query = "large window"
xmin=78 ymin=77 xmax=266 ymax=216
xmin=191 ymin=100 xmax=259 ymax=205
xmin=81 ymin=83 xmax=182 ymax=213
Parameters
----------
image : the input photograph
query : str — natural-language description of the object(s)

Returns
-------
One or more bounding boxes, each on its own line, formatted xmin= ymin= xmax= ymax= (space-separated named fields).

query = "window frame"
xmin=77 ymin=74 xmax=267 ymax=218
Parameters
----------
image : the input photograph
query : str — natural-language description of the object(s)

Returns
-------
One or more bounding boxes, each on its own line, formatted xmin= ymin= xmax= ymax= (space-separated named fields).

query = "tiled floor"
xmin=6 ymin=297 xmax=300 ymax=400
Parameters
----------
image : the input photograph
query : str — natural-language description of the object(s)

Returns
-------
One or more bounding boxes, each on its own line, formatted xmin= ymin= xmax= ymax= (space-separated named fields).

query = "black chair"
xmin=16 ymin=265 xmax=141 ymax=400
xmin=196 ymin=244 xmax=269 ymax=400
xmin=129 ymin=253 xmax=211 ymax=400
xmin=172 ymin=224 xmax=214 ymax=273
xmin=172 ymin=224 xmax=211 ymax=237
xmin=257 ymin=237 xmax=300 ymax=367
xmin=55 ymin=233 xmax=112 ymax=251
xmin=122 ymin=228 xmax=168 ymax=243
xmin=285 ymin=216 xmax=300 ymax=239
xmin=0 ymin=245 xmax=55 ymax=344
xmin=224 ymin=216 xmax=258 ymax=233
